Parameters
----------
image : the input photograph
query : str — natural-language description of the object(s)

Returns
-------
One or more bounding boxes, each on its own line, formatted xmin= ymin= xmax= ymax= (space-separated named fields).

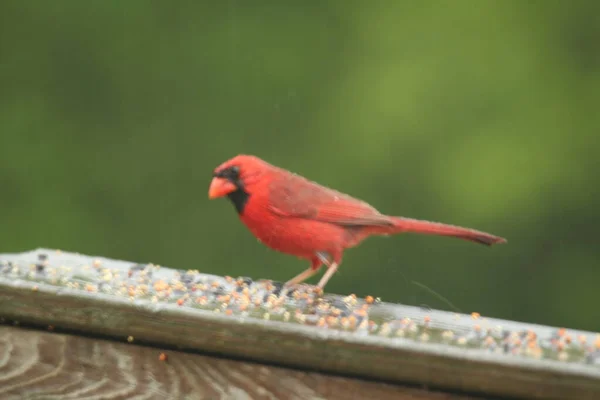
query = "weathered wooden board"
xmin=0 ymin=249 xmax=599 ymax=400
xmin=0 ymin=326 xmax=470 ymax=400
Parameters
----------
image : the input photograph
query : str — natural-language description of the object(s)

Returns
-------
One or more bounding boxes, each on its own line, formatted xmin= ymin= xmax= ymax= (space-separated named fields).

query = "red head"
xmin=208 ymin=155 xmax=271 ymax=212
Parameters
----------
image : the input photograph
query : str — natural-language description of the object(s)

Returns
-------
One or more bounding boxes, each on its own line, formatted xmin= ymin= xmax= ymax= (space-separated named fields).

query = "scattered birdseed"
xmin=2 ymin=250 xmax=599 ymax=367
xmin=442 ymin=330 xmax=454 ymax=341
xmin=154 ymin=280 xmax=169 ymax=292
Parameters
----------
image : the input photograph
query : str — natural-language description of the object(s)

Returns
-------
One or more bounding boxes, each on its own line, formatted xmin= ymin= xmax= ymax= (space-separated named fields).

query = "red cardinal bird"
xmin=209 ymin=155 xmax=506 ymax=290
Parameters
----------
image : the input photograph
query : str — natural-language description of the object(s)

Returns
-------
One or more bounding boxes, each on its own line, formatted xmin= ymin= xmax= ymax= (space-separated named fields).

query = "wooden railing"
xmin=1 ymin=249 xmax=598 ymax=399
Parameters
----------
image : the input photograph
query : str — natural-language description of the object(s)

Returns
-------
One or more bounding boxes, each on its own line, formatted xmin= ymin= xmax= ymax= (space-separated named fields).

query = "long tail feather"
xmin=390 ymin=217 xmax=506 ymax=246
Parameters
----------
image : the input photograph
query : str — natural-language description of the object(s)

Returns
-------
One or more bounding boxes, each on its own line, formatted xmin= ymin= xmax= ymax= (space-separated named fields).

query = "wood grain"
xmin=0 ymin=326 xmax=471 ymax=400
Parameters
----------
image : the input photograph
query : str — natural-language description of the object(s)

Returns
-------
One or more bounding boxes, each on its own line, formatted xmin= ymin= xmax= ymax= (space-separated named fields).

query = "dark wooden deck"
xmin=1 ymin=249 xmax=599 ymax=399
xmin=1 ymin=326 xmax=469 ymax=400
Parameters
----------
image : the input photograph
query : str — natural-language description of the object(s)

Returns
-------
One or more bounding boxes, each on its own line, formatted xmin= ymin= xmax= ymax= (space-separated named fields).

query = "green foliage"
xmin=1 ymin=1 xmax=599 ymax=331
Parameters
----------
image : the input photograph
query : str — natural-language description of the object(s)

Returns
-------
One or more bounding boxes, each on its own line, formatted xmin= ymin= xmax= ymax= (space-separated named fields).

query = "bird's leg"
xmin=285 ymin=267 xmax=319 ymax=286
xmin=317 ymin=262 xmax=339 ymax=289
xmin=285 ymin=257 xmax=322 ymax=287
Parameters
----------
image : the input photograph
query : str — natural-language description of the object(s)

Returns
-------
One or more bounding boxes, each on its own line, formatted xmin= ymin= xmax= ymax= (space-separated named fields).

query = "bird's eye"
xmin=214 ymin=165 xmax=240 ymax=181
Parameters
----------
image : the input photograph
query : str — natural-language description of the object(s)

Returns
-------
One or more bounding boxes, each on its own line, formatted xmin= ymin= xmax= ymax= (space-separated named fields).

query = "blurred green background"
xmin=1 ymin=1 xmax=598 ymax=332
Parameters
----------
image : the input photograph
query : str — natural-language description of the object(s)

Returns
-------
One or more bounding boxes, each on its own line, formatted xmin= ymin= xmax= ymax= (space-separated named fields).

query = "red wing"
xmin=267 ymin=173 xmax=393 ymax=227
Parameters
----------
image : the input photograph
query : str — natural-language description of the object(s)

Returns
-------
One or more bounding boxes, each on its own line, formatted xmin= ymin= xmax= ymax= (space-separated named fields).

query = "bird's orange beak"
xmin=208 ymin=177 xmax=237 ymax=199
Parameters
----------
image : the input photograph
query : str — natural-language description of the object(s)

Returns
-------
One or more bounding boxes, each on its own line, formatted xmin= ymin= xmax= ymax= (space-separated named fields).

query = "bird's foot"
xmin=283 ymin=281 xmax=324 ymax=297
